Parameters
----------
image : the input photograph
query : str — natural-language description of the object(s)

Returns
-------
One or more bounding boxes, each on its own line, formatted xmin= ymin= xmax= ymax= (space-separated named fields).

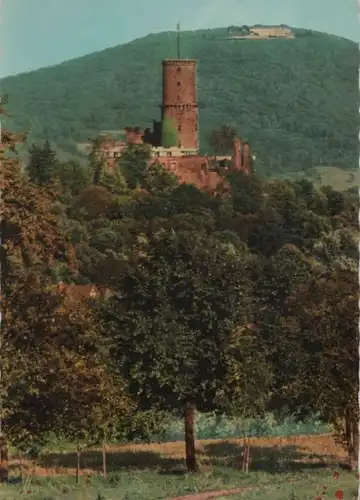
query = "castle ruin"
xmin=77 ymin=53 xmax=253 ymax=191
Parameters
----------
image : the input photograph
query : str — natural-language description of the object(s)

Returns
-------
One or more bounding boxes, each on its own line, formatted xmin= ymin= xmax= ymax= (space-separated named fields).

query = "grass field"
xmin=313 ymin=166 xmax=360 ymax=192
xmin=4 ymin=434 xmax=358 ymax=500
xmin=277 ymin=166 xmax=360 ymax=192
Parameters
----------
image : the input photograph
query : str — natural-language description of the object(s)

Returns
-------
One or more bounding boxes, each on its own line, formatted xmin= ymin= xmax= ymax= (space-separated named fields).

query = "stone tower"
xmin=161 ymin=59 xmax=199 ymax=151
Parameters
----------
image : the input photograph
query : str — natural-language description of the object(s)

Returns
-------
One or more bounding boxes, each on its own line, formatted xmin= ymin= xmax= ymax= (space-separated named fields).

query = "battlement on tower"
xmin=162 ymin=59 xmax=197 ymax=67
xmin=162 ymin=104 xmax=197 ymax=109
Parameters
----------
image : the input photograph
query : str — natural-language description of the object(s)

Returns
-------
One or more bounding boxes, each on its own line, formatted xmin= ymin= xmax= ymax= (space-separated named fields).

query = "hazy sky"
xmin=1 ymin=0 xmax=358 ymax=78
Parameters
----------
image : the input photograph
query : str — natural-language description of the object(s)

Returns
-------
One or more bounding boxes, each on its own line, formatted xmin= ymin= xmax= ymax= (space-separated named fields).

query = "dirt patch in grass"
xmin=169 ymin=486 xmax=257 ymax=499
xmin=10 ymin=433 xmax=347 ymax=478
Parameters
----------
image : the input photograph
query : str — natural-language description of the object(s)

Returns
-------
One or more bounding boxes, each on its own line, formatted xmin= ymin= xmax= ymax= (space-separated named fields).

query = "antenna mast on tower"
xmin=177 ymin=22 xmax=181 ymax=59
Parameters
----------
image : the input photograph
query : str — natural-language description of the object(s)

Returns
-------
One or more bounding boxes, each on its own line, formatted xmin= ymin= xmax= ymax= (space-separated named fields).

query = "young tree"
xmin=55 ymin=160 xmax=92 ymax=196
xmin=143 ymin=162 xmax=179 ymax=194
xmin=27 ymin=140 xmax=59 ymax=186
xmin=3 ymin=285 xmax=133 ymax=474
xmin=88 ymin=136 xmax=105 ymax=186
xmin=46 ymin=296 xmax=133 ymax=482
xmin=119 ymin=143 xmax=151 ymax=189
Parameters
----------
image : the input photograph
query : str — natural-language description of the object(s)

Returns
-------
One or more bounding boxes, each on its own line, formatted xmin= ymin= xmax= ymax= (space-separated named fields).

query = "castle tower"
xmin=161 ymin=59 xmax=199 ymax=150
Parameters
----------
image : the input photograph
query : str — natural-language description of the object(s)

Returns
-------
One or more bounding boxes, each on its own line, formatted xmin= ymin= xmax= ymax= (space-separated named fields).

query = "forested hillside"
xmin=1 ymin=27 xmax=358 ymax=177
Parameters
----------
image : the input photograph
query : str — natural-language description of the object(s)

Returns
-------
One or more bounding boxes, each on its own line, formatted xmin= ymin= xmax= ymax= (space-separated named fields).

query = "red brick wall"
xmin=125 ymin=128 xmax=144 ymax=144
xmin=162 ymin=60 xmax=199 ymax=150
xmin=233 ymin=138 xmax=252 ymax=175
xmin=101 ymin=136 xmax=252 ymax=191
xmin=162 ymin=60 xmax=197 ymax=105
xmin=153 ymin=155 xmax=224 ymax=192
xmin=233 ymin=137 xmax=243 ymax=171
xmin=243 ymin=143 xmax=252 ymax=174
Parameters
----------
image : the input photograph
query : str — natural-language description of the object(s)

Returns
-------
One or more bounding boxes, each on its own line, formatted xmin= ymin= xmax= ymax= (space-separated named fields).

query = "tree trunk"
xmin=344 ymin=411 xmax=358 ymax=471
xmin=0 ymin=435 xmax=8 ymax=482
xmin=102 ymin=440 xmax=107 ymax=479
xmin=184 ymin=401 xmax=197 ymax=472
xmin=76 ymin=445 xmax=81 ymax=484
xmin=350 ymin=419 xmax=359 ymax=471
xmin=19 ymin=455 xmax=23 ymax=484
xmin=241 ymin=437 xmax=251 ymax=474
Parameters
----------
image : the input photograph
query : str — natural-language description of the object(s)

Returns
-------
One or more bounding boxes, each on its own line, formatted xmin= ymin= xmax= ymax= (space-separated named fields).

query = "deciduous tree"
xmin=280 ymin=270 xmax=358 ymax=470
xmin=119 ymin=143 xmax=151 ymax=189
xmin=103 ymin=229 xmax=269 ymax=472
xmin=208 ymin=125 xmax=237 ymax=155
xmin=0 ymin=105 xmax=133 ymax=481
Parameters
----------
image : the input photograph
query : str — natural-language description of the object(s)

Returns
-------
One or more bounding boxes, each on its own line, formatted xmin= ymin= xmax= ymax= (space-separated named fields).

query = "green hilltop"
xmin=1 ymin=26 xmax=358 ymax=178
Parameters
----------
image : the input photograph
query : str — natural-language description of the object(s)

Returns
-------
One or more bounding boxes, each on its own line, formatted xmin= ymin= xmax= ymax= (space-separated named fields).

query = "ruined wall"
xmin=100 ymin=133 xmax=252 ymax=186
xmin=233 ymin=138 xmax=243 ymax=171
xmin=242 ymin=143 xmax=253 ymax=174
xmin=232 ymin=138 xmax=253 ymax=175
xmin=161 ymin=59 xmax=199 ymax=150
xmin=153 ymin=155 xmax=225 ymax=192
xmin=152 ymin=136 xmax=253 ymax=191
xmin=124 ymin=127 xmax=144 ymax=144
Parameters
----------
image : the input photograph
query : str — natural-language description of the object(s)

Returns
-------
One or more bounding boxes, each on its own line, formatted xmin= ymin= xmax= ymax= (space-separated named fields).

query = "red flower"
xmin=335 ymin=490 xmax=344 ymax=499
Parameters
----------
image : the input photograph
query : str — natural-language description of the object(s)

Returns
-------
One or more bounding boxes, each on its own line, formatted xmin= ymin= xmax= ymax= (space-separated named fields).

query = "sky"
xmin=0 ymin=0 xmax=358 ymax=78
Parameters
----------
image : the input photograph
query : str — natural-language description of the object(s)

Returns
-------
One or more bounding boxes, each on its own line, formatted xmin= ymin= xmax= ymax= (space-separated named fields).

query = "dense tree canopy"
xmin=0 ymin=108 xmax=133 ymax=479
xmin=1 ymin=100 xmax=357 ymax=476
xmin=103 ymin=229 xmax=264 ymax=409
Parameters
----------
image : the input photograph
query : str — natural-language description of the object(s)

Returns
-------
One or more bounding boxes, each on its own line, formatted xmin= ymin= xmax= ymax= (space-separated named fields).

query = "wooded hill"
xmin=1 ymin=26 xmax=358 ymax=177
